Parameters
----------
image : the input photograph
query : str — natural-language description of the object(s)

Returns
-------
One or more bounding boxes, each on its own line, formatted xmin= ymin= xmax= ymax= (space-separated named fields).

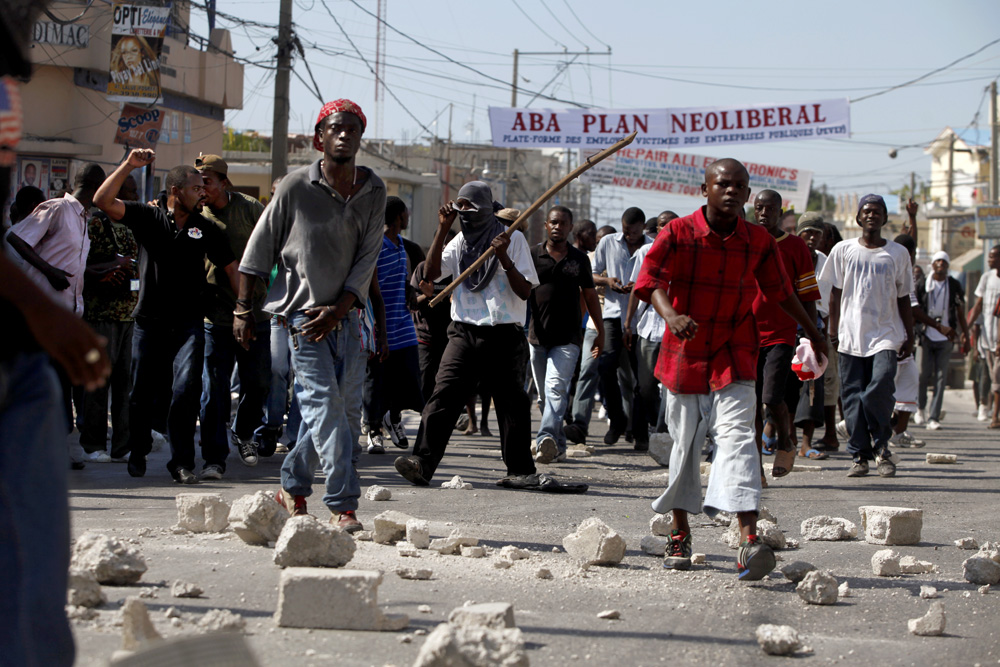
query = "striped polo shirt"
xmin=379 ymin=233 xmax=418 ymax=350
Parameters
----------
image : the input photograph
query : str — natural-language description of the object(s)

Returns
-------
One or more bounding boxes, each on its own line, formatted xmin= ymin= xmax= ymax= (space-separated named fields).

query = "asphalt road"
xmin=67 ymin=387 xmax=1000 ymax=666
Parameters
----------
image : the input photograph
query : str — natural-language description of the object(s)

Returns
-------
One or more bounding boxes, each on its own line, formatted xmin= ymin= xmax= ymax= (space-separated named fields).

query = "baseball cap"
xmin=194 ymin=153 xmax=228 ymax=177
xmin=797 ymin=211 xmax=825 ymax=235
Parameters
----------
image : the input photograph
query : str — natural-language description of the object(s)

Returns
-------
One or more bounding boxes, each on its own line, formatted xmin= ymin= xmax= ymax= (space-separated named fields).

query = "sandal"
xmin=772 ymin=449 xmax=796 ymax=477
xmin=761 ymin=432 xmax=777 ymax=456
xmin=990 ymin=422 xmax=1000 ymax=430
xmin=799 ymin=448 xmax=829 ymax=460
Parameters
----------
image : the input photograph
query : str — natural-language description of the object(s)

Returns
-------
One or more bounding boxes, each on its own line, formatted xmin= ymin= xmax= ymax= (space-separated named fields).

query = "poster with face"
xmin=19 ymin=158 xmax=49 ymax=193
xmin=105 ymin=3 xmax=170 ymax=103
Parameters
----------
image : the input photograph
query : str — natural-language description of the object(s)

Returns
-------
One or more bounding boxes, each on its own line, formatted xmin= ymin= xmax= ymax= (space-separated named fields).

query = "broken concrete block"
xmin=441 ymin=475 xmax=473 ymax=490
xmin=275 ymin=568 xmax=405 ymax=631
xmin=758 ymin=506 xmax=777 ymax=524
xmin=899 ymin=556 xmax=936 ymax=574
xmin=429 ymin=530 xmax=479 ymax=555
xmin=650 ymin=513 xmax=672 ymax=537
xmin=756 ymin=624 xmax=802 ymax=656
xmin=757 ymin=520 xmax=786 ymax=550
xmin=365 ymin=485 xmax=392 ymax=501
xmin=925 ymin=453 xmax=957 ymax=464
xmin=175 ymin=493 xmax=230 ymax=533
xmin=858 ymin=506 xmax=923 ymax=545
xmin=67 ymin=568 xmax=105 ymax=608
xmin=919 ymin=586 xmax=938 ymax=599
xmin=535 ymin=568 xmax=553 ymax=579
xmin=498 ymin=546 xmax=529 ymax=561
xmin=597 ymin=609 xmax=621 ymax=620
xmin=691 ymin=553 xmax=706 ymax=565
xmin=647 ymin=433 xmax=672 ymax=466
xmin=171 ymin=580 xmax=204 ymax=598
xmin=461 ymin=545 xmax=486 ymax=559
xmin=354 ymin=530 xmax=373 ymax=542
xmin=963 ymin=556 xmax=1000 ymax=585
xmin=120 ymin=597 xmax=162 ymax=650
xmin=273 ymin=516 xmax=356 ymax=568
xmin=871 ymin=549 xmax=902 ymax=576
xmin=372 ymin=510 xmax=415 ymax=545
xmin=448 ymin=602 xmax=515 ymax=629
xmin=413 ymin=622 xmax=528 ymax=667
xmin=838 ymin=582 xmax=851 ymax=598
xmin=71 ymin=532 xmax=147 ymax=585
xmin=801 ymin=516 xmax=857 ymax=541
xmin=406 ymin=519 xmax=431 ymax=549
xmin=562 ymin=517 xmax=626 ymax=566
xmin=796 ymin=571 xmax=838 ymax=605
xmin=198 ymin=609 xmax=246 ymax=633
xmin=780 ymin=561 xmax=817 ymax=584
xmin=566 ymin=445 xmax=593 ymax=457
xmin=908 ymin=601 xmax=946 ymax=636
xmin=228 ymin=491 xmax=290 ymax=546
xmin=396 ymin=568 xmax=433 ymax=581
xmin=493 ymin=559 xmax=512 ymax=569
xmin=397 ymin=541 xmax=420 ymax=558
xmin=640 ymin=536 xmax=667 ymax=556
xmin=66 ymin=605 xmax=98 ymax=621
xmin=164 ymin=607 xmax=181 ymax=619
xmin=954 ymin=537 xmax=979 ymax=550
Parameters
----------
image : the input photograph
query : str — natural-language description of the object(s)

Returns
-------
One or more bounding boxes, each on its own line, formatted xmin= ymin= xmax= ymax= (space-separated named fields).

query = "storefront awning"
xmin=951 ymin=247 xmax=983 ymax=272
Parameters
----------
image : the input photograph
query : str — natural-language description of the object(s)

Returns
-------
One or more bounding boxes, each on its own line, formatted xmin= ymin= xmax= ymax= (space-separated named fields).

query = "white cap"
xmin=931 ymin=251 xmax=950 ymax=264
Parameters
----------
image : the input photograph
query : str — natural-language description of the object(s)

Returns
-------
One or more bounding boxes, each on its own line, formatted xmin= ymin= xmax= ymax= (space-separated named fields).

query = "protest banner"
xmin=113 ymin=104 xmax=164 ymax=149
xmin=105 ymin=3 xmax=170 ymax=103
xmin=580 ymin=147 xmax=813 ymax=211
xmin=488 ymin=99 xmax=850 ymax=149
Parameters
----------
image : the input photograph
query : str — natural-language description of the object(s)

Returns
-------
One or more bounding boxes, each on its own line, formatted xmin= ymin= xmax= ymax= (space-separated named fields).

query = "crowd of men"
xmin=5 ymin=96 xmax=1000 ymax=662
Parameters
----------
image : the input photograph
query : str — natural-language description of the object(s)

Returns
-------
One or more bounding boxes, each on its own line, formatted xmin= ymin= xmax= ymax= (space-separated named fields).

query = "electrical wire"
xmin=560 ymin=0 xmax=610 ymax=50
xmin=509 ymin=0 xmax=566 ymax=50
xmin=538 ymin=0 xmax=589 ymax=50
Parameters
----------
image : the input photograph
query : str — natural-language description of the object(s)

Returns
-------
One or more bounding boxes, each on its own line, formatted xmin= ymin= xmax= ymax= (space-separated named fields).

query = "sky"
xmin=192 ymin=0 xmax=1000 ymax=225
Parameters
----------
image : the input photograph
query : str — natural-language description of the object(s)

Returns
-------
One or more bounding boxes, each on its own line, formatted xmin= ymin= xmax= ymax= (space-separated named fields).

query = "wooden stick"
xmin=430 ymin=131 xmax=637 ymax=307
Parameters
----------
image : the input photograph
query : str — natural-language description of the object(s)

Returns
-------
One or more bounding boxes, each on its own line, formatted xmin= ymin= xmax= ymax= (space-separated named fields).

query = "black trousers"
xmin=417 ymin=338 xmax=448 ymax=413
xmin=412 ymin=322 xmax=535 ymax=481
xmin=363 ymin=344 xmax=425 ymax=431
xmin=597 ymin=318 xmax=646 ymax=441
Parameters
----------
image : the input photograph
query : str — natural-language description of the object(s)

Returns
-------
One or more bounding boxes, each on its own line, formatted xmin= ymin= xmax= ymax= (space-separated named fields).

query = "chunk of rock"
xmin=724 ymin=518 xmax=784 ymax=550
xmin=979 ymin=544 xmax=1000 ymax=563
xmin=899 ymin=556 xmax=936 ymax=574
xmin=872 ymin=549 xmax=902 ymax=576
xmin=67 ymin=568 xmax=105 ymax=608
xmin=800 ymin=516 xmax=857 ymax=541
xmin=493 ymin=559 xmax=512 ymax=570
xmin=858 ymin=506 xmax=923 ymax=545
xmin=198 ymin=609 xmax=246 ymax=633
xmin=691 ymin=553 xmax=706 ymax=565
xmin=758 ymin=506 xmax=777 ymax=524
xmin=925 ymin=453 xmax=957 ymax=464
xmin=275 ymin=568 xmax=407 ymax=631
xmin=535 ymin=568 xmax=552 ymax=580
xmin=448 ymin=602 xmax=515 ymax=629
xmin=566 ymin=446 xmax=593 ymax=457
xmin=171 ymin=580 xmax=204 ymax=598
xmin=66 ymin=605 xmax=98 ymax=621
xmin=756 ymin=624 xmax=801 ymax=656
xmin=228 ymin=491 xmax=290 ymax=546
xmin=919 ymin=586 xmax=938 ymax=599
xmin=908 ymin=601 xmax=946 ymax=636
xmin=647 ymin=433 xmax=672 ymax=466
xmin=373 ymin=510 xmax=416 ymax=545
xmin=71 ymin=532 xmax=147 ymax=585
xmin=396 ymin=567 xmax=433 ymax=581
xmin=120 ymin=597 xmax=162 ymax=650
xmin=963 ymin=556 xmax=1000 ymax=585
xmin=780 ymin=561 xmax=817 ymax=584
xmin=273 ymin=515 xmax=356 ymax=568
xmin=649 ymin=513 xmax=672 ymax=537
xmin=979 ymin=585 xmax=990 ymax=594
xmin=461 ymin=546 xmax=486 ymax=559
xmin=175 ymin=493 xmax=230 ymax=533
xmin=597 ymin=609 xmax=621 ymax=620
xmin=365 ymin=485 xmax=392 ymax=501
xmin=838 ymin=582 xmax=851 ymax=598
xmin=406 ymin=519 xmax=431 ymax=549
xmin=397 ymin=541 xmax=420 ymax=558
xmin=441 ymin=475 xmax=473 ymax=490
xmin=640 ymin=536 xmax=667 ymax=556
xmin=429 ymin=530 xmax=479 ymax=555
xmin=354 ymin=530 xmax=373 ymax=542
xmin=954 ymin=537 xmax=979 ymax=550
xmin=499 ymin=546 xmax=529 ymax=561
xmin=796 ymin=571 xmax=839 ymax=605
xmin=413 ymin=622 xmax=528 ymax=667
xmin=562 ymin=517 xmax=626 ymax=566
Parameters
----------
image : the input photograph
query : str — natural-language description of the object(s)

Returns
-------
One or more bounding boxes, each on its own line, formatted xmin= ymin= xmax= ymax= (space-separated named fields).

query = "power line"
xmin=509 ymin=0 xmax=566 ymax=50
xmin=560 ymin=0 xmax=610 ymax=50
xmin=538 ymin=0 xmax=588 ymax=50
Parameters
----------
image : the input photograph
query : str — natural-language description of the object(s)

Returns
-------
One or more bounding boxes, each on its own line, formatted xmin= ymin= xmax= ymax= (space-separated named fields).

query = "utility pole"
xmin=910 ymin=171 xmax=916 ymax=201
xmin=947 ymin=132 xmax=955 ymax=211
xmin=444 ymin=103 xmax=453 ymax=202
xmin=271 ymin=0 xmax=293 ymax=184
xmin=991 ymin=80 xmax=998 ymax=204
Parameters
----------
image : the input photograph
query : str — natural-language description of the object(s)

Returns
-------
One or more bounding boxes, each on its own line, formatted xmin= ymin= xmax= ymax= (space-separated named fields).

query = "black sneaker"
xmin=875 ymin=454 xmax=896 ymax=477
xmin=127 ymin=451 xmax=146 ymax=478
xmin=233 ymin=431 xmax=258 ymax=467
xmin=847 ymin=460 xmax=869 ymax=477
xmin=603 ymin=427 xmax=623 ymax=445
xmin=382 ymin=412 xmax=408 ymax=449
xmin=255 ymin=427 xmax=279 ymax=458
xmin=663 ymin=530 xmax=692 ymax=570
xmin=174 ymin=468 xmax=199 ymax=484
xmin=394 ymin=456 xmax=429 ymax=486
xmin=564 ymin=423 xmax=586 ymax=445
xmin=737 ymin=534 xmax=775 ymax=580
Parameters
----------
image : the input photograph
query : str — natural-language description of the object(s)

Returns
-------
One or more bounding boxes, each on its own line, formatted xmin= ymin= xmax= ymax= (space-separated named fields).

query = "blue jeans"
xmin=839 ymin=350 xmax=897 ymax=462
xmin=262 ymin=317 xmax=301 ymax=442
xmin=200 ymin=320 xmax=271 ymax=471
xmin=570 ymin=327 xmax=600 ymax=431
xmin=918 ymin=338 xmax=952 ymax=421
xmin=129 ymin=318 xmax=204 ymax=476
xmin=0 ymin=353 xmax=74 ymax=666
xmin=280 ymin=310 xmax=365 ymax=512
xmin=530 ymin=343 xmax=581 ymax=453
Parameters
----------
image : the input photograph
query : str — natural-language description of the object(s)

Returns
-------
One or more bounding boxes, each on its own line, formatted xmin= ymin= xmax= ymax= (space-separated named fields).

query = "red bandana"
xmin=313 ymin=99 xmax=367 ymax=151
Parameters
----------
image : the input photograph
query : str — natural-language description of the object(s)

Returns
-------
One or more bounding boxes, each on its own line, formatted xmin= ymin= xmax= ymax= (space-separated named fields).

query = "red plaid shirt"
xmin=634 ymin=207 xmax=792 ymax=394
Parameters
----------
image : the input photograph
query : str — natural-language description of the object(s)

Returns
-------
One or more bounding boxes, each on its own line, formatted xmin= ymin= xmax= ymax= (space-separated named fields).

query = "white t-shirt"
xmin=441 ymin=230 xmax=539 ymax=326
xmin=814 ymin=250 xmax=829 ymax=318
xmin=629 ymin=243 xmax=665 ymax=342
xmin=818 ymin=238 xmax=912 ymax=357
xmin=975 ymin=271 xmax=1000 ymax=352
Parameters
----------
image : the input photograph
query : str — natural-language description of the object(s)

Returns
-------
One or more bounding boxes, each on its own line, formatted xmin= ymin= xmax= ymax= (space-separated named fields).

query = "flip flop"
xmin=495 ymin=473 xmax=589 ymax=494
xmin=799 ymin=448 xmax=829 ymax=460
xmin=761 ymin=432 xmax=777 ymax=456
xmin=772 ymin=449 xmax=796 ymax=477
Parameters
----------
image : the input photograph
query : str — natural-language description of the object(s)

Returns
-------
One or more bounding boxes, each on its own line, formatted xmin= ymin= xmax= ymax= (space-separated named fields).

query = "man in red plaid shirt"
xmin=634 ymin=158 xmax=826 ymax=580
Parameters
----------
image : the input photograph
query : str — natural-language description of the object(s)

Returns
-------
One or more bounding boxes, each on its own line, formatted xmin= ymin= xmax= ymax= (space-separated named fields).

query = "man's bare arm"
xmin=94 ymin=149 xmax=155 ymax=222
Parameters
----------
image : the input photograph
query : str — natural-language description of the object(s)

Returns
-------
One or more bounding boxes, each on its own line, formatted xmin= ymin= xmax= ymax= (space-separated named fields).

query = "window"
xmin=184 ymin=116 xmax=191 ymax=144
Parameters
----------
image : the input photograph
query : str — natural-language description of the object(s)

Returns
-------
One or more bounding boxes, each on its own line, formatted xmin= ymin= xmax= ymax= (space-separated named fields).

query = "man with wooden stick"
xmin=394 ymin=181 xmax=540 ymax=486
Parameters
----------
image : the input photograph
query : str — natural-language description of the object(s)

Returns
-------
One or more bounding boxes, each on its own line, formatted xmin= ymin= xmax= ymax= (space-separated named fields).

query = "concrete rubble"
xmin=919 ymin=586 xmax=939 ymax=599
xmin=962 ymin=556 xmax=1000 ymax=585
xmin=871 ymin=549 xmax=902 ymax=576
xmin=838 ymin=582 xmax=851 ymax=598
xmin=228 ymin=491 xmax=290 ymax=546
xmin=800 ymin=516 xmax=857 ymax=541
xmin=649 ymin=514 xmax=672 ymax=537
xmin=907 ymin=601 xmax=946 ymax=636
xmin=858 ymin=506 xmax=923 ymax=545
xmin=640 ymin=536 xmax=667 ymax=556
xmin=413 ymin=622 xmax=528 ymax=667
xmin=397 ymin=541 xmax=420 ymax=558
xmin=647 ymin=433 xmax=672 ymax=466
xmin=197 ymin=609 xmax=246 ymax=633
xmin=67 ymin=568 xmax=105 ymax=608
xmin=597 ymin=609 xmax=621 ymax=620
xmin=954 ymin=537 xmax=979 ymax=550
xmin=562 ymin=517 xmax=626 ymax=566
xmin=780 ymin=561 xmax=817 ymax=584
xmin=441 ymin=475 xmax=473 ymax=490
xmin=725 ymin=518 xmax=785 ymax=550
xmin=499 ymin=546 xmax=530 ymax=561
xmin=461 ymin=545 xmax=486 ymax=558
xmin=796 ymin=571 xmax=839 ymax=605
xmin=365 ymin=485 xmax=392 ymax=501
xmin=396 ymin=567 xmax=433 ymax=581
xmin=925 ymin=453 xmax=957 ymax=464
xmin=372 ymin=510 xmax=416 ymax=545
xmin=448 ymin=602 xmax=515 ymax=629
xmin=275 ymin=568 xmax=408 ymax=631
xmin=174 ymin=493 xmax=230 ymax=533
xmin=429 ymin=530 xmax=479 ymax=555
xmin=535 ymin=568 xmax=553 ymax=579
xmin=899 ymin=556 xmax=936 ymax=574
xmin=170 ymin=580 xmax=204 ymax=598
xmin=406 ymin=519 xmax=431 ymax=549
xmin=691 ymin=553 xmax=706 ymax=565
xmin=71 ymin=532 xmax=148 ymax=585
xmin=120 ymin=597 xmax=162 ymax=650
xmin=756 ymin=624 xmax=802 ymax=656
xmin=66 ymin=605 xmax=99 ymax=621
xmin=273 ymin=516 xmax=356 ymax=568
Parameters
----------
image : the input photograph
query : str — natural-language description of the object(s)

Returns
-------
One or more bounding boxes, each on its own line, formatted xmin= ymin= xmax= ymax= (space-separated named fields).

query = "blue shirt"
xmin=592 ymin=232 xmax=651 ymax=322
xmin=378 ymin=234 xmax=418 ymax=350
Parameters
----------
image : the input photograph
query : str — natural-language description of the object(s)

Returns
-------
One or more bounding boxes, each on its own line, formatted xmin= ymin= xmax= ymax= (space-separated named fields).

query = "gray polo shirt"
xmin=592 ymin=231 xmax=650 ymax=322
xmin=240 ymin=159 xmax=386 ymax=316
